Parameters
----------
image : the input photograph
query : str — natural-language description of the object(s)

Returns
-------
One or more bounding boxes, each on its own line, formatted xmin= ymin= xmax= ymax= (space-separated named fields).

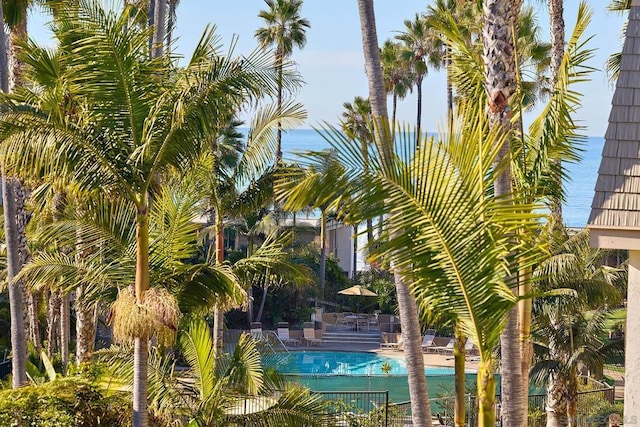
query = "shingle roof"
xmin=588 ymin=0 xmax=640 ymax=232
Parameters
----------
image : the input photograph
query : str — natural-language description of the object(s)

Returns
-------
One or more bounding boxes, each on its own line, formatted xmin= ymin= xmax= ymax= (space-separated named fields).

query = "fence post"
xmin=385 ymin=390 xmax=389 ymax=427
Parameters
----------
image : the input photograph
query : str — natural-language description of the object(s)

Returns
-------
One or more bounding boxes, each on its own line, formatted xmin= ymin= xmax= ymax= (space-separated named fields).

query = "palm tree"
xmin=379 ymin=40 xmax=412 ymax=134
xmin=357 ymin=1 xmax=432 ymax=425
xmin=396 ymin=14 xmax=441 ymax=143
xmin=605 ymin=0 xmax=630 ymax=82
xmin=341 ymin=96 xmax=374 ymax=246
xmin=482 ymin=0 xmax=525 ymax=424
xmin=204 ymin=101 xmax=307 ymax=350
xmin=0 ymin=2 xmax=285 ymax=424
xmin=531 ymin=308 xmax=624 ymax=427
xmin=276 ymin=151 xmax=350 ymax=298
xmin=533 ymin=227 xmax=622 ymax=427
xmin=255 ymin=0 xmax=310 ymax=164
xmin=1 ymin=0 xmax=33 ymax=388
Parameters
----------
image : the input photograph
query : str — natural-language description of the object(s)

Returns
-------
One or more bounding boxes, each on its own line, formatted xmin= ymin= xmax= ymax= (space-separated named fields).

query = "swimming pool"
xmin=264 ymin=351 xmax=469 ymax=405
xmin=270 ymin=351 xmax=455 ymax=376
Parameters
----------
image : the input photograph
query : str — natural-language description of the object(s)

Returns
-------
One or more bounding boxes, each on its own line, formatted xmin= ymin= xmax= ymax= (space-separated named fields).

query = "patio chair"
xmin=356 ymin=314 xmax=369 ymax=331
xmin=277 ymin=322 xmax=300 ymax=346
xmin=367 ymin=314 xmax=379 ymax=331
xmin=335 ymin=313 xmax=352 ymax=330
xmin=303 ymin=322 xmax=324 ymax=346
xmin=432 ymin=337 xmax=455 ymax=354
xmin=421 ymin=329 xmax=437 ymax=352
xmin=250 ymin=322 xmax=264 ymax=341
xmin=380 ymin=334 xmax=403 ymax=351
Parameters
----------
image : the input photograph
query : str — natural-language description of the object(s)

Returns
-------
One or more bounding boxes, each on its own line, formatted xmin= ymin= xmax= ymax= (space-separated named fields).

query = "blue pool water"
xmin=271 ymin=351 xmax=454 ymax=376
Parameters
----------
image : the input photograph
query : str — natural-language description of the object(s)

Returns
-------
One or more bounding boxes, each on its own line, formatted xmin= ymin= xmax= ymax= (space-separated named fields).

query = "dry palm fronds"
xmin=109 ymin=286 xmax=181 ymax=346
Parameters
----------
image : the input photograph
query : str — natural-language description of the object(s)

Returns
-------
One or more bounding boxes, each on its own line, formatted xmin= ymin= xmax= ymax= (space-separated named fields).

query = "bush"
xmin=585 ymin=400 xmax=624 ymax=427
xmin=0 ymin=377 xmax=132 ymax=426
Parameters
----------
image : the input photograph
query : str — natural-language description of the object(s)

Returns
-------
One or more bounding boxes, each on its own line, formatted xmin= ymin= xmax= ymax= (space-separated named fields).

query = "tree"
xmin=531 ymin=308 xmax=624 ymax=427
xmin=0 ymin=2 xmax=284 ymax=424
xmin=482 ymin=0 xmax=525 ymax=425
xmin=255 ymin=0 xmax=310 ymax=164
xmin=533 ymin=228 xmax=622 ymax=427
xmin=379 ymin=40 xmax=412 ymax=134
xmin=341 ymin=96 xmax=375 ymax=245
xmin=396 ymin=13 xmax=441 ymax=143
xmin=356 ymin=1 xmax=432 ymax=425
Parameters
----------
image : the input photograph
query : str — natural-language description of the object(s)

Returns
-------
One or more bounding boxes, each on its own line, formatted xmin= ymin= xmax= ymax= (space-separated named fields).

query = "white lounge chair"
xmin=303 ymin=323 xmax=324 ymax=346
xmin=380 ymin=334 xmax=403 ymax=351
xmin=421 ymin=329 xmax=437 ymax=352
xmin=433 ymin=337 xmax=455 ymax=354
xmin=277 ymin=322 xmax=300 ymax=346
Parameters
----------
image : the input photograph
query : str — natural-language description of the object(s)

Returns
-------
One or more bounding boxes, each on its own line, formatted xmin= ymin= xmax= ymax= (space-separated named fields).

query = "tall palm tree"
xmin=255 ymin=0 xmax=310 ymax=164
xmin=2 ymin=0 xmax=34 ymax=388
xmin=0 ymin=2 xmax=284 ymax=424
xmin=379 ymin=39 xmax=412 ymax=134
xmin=276 ymin=150 xmax=350 ymax=297
xmin=341 ymin=96 xmax=374 ymax=245
xmin=482 ymin=0 xmax=525 ymax=425
xmin=356 ymin=1 xmax=432 ymax=426
xmin=396 ymin=14 xmax=442 ymax=143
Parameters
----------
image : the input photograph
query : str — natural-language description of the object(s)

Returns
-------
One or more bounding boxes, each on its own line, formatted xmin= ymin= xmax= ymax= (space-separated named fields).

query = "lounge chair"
xmin=303 ymin=322 xmax=324 ymax=346
xmin=380 ymin=334 xmax=403 ymax=351
xmin=433 ymin=337 xmax=455 ymax=354
xmin=421 ymin=329 xmax=437 ymax=352
xmin=277 ymin=322 xmax=300 ymax=346
xmin=250 ymin=322 xmax=264 ymax=341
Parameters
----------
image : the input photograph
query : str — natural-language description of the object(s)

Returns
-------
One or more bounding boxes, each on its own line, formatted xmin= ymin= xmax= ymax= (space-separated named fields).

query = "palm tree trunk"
xmin=213 ymin=215 xmax=225 ymax=351
xmin=75 ymin=285 xmax=97 ymax=366
xmin=60 ymin=293 xmax=70 ymax=375
xmin=483 ymin=0 xmax=524 ymax=424
xmin=519 ymin=266 xmax=533 ymax=402
xmin=27 ymin=292 xmax=41 ymax=353
xmin=3 ymin=176 xmax=28 ymax=388
xmin=276 ymin=46 xmax=283 ymax=164
xmin=319 ymin=209 xmax=327 ymax=296
xmin=151 ymin=0 xmax=166 ymax=58
xmin=52 ymin=191 xmax=69 ymax=374
xmin=549 ymin=0 xmax=565 ymax=228
xmin=453 ymin=329 xmax=466 ymax=427
xmin=416 ymin=74 xmax=423 ymax=145
xmin=566 ymin=374 xmax=578 ymax=427
xmin=546 ymin=373 xmax=568 ymax=427
xmin=477 ymin=359 xmax=497 ymax=426
xmin=255 ymin=284 xmax=269 ymax=322
xmin=352 ymin=224 xmax=358 ymax=279
xmin=133 ymin=206 xmax=150 ymax=427
xmin=446 ymin=54 xmax=453 ymax=133
xmin=392 ymin=93 xmax=397 ymax=136
xmin=357 ymin=2 xmax=431 ymax=425
xmin=47 ymin=291 xmax=60 ymax=357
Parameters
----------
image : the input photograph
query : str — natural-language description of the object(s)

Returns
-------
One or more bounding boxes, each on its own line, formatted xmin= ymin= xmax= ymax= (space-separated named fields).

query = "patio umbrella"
xmin=338 ymin=285 xmax=377 ymax=297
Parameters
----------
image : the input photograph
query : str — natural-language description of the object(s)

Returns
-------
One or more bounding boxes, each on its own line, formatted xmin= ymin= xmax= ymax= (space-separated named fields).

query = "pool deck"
xmin=286 ymin=341 xmax=481 ymax=372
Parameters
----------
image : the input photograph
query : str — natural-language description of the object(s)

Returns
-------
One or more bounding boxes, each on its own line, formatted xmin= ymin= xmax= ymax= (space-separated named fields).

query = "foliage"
xmin=0 ymin=377 xmax=131 ymax=426
xmin=352 ymin=268 xmax=396 ymax=314
xmin=584 ymin=400 xmax=624 ymax=427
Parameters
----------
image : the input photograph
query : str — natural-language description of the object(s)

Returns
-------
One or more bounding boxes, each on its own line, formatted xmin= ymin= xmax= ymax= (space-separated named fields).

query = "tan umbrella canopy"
xmin=338 ymin=285 xmax=377 ymax=297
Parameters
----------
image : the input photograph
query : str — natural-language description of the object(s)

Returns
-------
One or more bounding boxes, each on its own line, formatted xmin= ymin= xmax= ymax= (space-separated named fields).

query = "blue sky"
xmin=30 ymin=0 xmax=626 ymax=137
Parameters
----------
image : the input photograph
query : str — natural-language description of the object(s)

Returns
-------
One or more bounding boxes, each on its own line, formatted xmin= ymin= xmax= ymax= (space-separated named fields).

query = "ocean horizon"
xmin=277 ymin=128 xmax=604 ymax=229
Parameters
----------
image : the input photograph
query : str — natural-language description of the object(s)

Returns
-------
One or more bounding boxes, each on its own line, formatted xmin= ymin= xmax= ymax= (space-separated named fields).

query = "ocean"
xmin=279 ymin=128 xmax=605 ymax=229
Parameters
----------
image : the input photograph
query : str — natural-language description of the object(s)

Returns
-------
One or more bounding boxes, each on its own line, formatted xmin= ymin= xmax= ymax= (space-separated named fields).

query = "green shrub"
xmin=0 ymin=377 xmax=131 ymax=426
xmin=585 ymin=400 xmax=624 ymax=427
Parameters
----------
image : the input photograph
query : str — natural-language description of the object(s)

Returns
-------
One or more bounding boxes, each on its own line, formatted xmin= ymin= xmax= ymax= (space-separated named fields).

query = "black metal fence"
xmin=0 ymin=359 xmax=10 ymax=379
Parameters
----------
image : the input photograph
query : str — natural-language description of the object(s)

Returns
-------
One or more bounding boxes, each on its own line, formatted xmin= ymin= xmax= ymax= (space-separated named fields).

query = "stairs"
xmin=322 ymin=329 xmax=381 ymax=345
